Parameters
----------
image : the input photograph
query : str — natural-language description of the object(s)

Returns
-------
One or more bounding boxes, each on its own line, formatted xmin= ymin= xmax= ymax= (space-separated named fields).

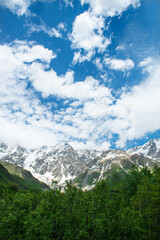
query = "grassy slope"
xmin=0 ymin=161 xmax=50 ymax=191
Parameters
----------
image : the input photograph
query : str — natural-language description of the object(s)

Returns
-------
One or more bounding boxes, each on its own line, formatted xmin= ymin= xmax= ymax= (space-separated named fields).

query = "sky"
xmin=0 ymin=0 xmax=160 ymax=150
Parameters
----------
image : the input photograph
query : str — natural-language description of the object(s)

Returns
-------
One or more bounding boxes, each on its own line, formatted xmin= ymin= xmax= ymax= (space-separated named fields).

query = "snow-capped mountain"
xmin=0 ymin=143 xmax=86 ymax=186
xmin=127 ymin=139 xmax=160 ymax=160
xmin=0 ymin=139 xmax=160 ymax=188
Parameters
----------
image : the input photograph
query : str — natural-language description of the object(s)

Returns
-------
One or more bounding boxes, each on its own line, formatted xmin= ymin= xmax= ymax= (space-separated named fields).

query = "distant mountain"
xmin=127 ymin=139 xmax=160 ymax=160
xmin=0 ymin=161 xmax=50 ymax=191
xmin=0 ymin=139 xmax=160 ymax=189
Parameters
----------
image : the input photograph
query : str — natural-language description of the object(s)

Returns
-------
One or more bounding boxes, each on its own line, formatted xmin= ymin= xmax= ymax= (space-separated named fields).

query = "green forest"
xmin=0 ymin=165 xmax=160 ymax=240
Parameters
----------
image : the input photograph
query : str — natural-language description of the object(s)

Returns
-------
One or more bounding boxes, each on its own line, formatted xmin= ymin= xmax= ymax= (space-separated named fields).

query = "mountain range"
xmin=0 ymin=139 xmax=160 ymax=189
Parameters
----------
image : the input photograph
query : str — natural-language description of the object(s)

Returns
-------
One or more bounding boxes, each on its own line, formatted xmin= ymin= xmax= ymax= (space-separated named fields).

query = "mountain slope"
xmin=0 ymin=162 xmax=16 ymax=186
xmin=0 ymin=139 xmax=160 ymax=189
xmin=74 ymin=152 xmax=158 ymax=189
xmin=0 ymin=161 xmax=50 ymax=191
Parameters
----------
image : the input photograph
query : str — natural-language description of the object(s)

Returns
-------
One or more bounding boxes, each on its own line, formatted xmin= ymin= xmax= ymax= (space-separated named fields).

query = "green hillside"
xmin=0 ymin=161 xmax=50 ymax=191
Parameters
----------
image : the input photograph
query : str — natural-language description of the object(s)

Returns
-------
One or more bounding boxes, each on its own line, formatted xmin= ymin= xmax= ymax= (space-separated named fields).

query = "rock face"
xmin=127 ymin=139 xmax=160 ymax=160
xmin=0 ymin=139 xmax=160 ymax=188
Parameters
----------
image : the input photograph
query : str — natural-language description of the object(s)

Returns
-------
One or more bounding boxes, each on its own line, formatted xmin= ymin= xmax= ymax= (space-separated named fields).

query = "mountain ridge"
xmin=0 ymin=139 xmax=160 ymax=188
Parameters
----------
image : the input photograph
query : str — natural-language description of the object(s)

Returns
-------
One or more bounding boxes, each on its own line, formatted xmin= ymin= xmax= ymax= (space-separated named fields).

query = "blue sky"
xmin=0 ymin=0 xmax=160 ymax=150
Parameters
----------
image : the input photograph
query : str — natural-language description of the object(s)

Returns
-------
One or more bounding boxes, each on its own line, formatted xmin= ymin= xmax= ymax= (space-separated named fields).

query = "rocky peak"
xmin=11 ymin=144 xmax=27 ymax=154
xmin=0 ymin=143 xmax=8 ymax=152
xmin=127 ymin=139 xmax=160 ymax=160
xmin=0 ymin=139 xmax=160 ymax=188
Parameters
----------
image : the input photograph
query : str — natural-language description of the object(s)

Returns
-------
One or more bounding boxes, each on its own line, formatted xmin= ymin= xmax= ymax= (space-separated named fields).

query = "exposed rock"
xmin=0 ymin=139 xmax=159 ymax=188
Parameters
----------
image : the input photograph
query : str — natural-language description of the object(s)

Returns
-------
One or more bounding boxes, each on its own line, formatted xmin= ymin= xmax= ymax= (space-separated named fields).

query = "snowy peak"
xmin=0 ymin=139 xmax=160 ymax=188
xmin=0 ymin=143 xmax=8 ymax=151
xmin=127 ymin=139 xmax=160 ymax=160
xmin=0 ymin=143 xmax=28 ymax=167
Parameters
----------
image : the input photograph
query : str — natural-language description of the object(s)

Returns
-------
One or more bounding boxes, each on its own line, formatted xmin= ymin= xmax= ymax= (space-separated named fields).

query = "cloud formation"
xmin=27 ymin=22 xmax=63 ymax=38
xmin=0 ymin=0 xmax=72 ymax=15
xmin=26 ymin=13 xmax=67 ymax=39
xmin=110 ymin=58 xmax=160 ymax=147
xmin=0 ymin=40 xmax=160 ymax=150
xmin=0 ymin=41 xmax=113 ymax=149
xmin=0 ymin=0 xmax=31 ymax=15
xmin=70 ymin=11 xmax=110 ymax=61
xmin=81 ymin=0 xmax=140 ymax=17
xmin=70 ymin=0 xmax=141 ymax=63
xmin=104 ymin=58 xmax=134 ymax=71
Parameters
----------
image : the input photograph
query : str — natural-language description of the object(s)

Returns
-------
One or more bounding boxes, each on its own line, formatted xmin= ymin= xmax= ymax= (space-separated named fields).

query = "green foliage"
xmin=0 ymin=165 xmax=160 ymax=239
xmin=87 ymin=171 xmax=100 ymax=185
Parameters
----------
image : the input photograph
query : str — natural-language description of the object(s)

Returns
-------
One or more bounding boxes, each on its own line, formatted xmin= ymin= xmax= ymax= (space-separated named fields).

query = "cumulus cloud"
xmin=0 ymin=41 xmax=61 ymax=147
xmin=110 ymin=58 xmax=160 ymax=147
xmin=0 ymin=0 xmax=140 ymax=17
xmin=3 ymin=41 xmax=107 ymax=99
xmin=0 ymin=0 xmax=31 ymax=15
xmin=29 ymin=66 xmax=112 ymax=99
xmin=70 ymin=11 xmax=110 ymax=63
xmin=94 ymin=58 xmax=104 ymax=71
xmin=0 ymin=41 xmax=113 ymax=149
xmin=0 ymin=40 xmax=159 ymax=150
xmin=104 ymin=58 xmax=135 ymax=71
xmin=0 ymin=0 xmax=71 ymax=15
xmin=81 ymin=0 xmax=141 ymax=17
xmin=70 ymin=0 xmax=141 ymax=64
xmin=72 ymin=50 xmax=94 ymax=64
xmin=6 ymin=41 xmax=111 ymax=100
xmin=70 ymin=12 xmax=110 ymax=52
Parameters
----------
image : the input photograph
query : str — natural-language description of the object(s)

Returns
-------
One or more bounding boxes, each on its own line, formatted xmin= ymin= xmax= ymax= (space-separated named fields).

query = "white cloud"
xmin=83 ymin=97 xmax=112 ymax=118
xmin=70 ymin=0 xmax=140 ymax=64
xmin=104 ymin=58 xmax=134 ymax=71
xmin=116 ymin=45 xmax=125 ymax=51
xmin=0 ymin=0 xmax=70 ymax=16
xmin=70 ymin=11 xmax=110 ymax=62
xmin=0 ymin=0 xmax=31 ymax=15
xmin=0 ymin=0 xmax=140 ymax=17
xmin=81 ymin=0 xmax=141 ymax=17
xmin=12 ymin=40 xmax=56 ymax=63
xmin=0 ymin=118 xmax=61 ymax=148
xmin=138 ymin=57 xmax=154 ymax=68
xmin=57 ymin=22 xmax=67 ymax=31
xmin=63 ymin=0 xmax=73 ymax=7
xmin=109 ymin=58 xmax=160 ymax=147
xmin=27 ymin=22 xmax=62 ymax=38
xmin=70 ymin=140 xmax=111 ymax=150
xmin=28 ymin=60 xmax=112 ymax=99
xmin=72 ymin=50 xmax=94 ymax=64
xmin=70 ymin=12 xmax=110 ymax=52
xmin=94 ymin=58 xmax=103 ymax=71
xmin=1 ymin=40 xmax=159 ymax=150
xmin=25 ymin=11 xmax=68 ymax=39
xmin=0 ymin=41 xmax=65 ymax=148
xmin=0 ymin=41 xmax=113 ymax=149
